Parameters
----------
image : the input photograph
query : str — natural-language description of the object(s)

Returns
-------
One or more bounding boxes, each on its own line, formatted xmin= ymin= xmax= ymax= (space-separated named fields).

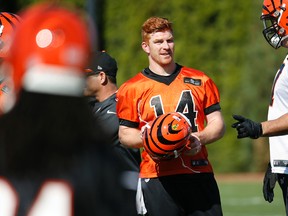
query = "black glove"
xmin=231 ymin=115 xmax=263 ymax=139
xmin=263 ymin=162 xmax=277 ymax=203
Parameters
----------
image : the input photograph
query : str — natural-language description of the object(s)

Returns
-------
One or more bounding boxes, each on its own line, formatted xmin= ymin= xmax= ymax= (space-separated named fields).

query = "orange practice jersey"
xmin=116 ymin=64 xmax=221 ymax=178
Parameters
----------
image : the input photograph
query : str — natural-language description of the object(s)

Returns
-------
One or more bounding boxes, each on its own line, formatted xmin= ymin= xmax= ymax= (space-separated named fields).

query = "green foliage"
xmin=7 ymin=0 xmax=85 ymax=13
xmin=14 ymin=0 xmax=286 ymax=172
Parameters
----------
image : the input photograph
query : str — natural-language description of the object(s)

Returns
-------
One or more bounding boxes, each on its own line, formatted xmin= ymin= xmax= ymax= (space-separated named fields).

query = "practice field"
xmin=216 ymin=173 xmax=285 ymax=216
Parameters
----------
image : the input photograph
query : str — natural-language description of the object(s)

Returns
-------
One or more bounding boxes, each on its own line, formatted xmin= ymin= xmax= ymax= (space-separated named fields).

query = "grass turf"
xmin=218 ymin=176 xmax=285 ymax=216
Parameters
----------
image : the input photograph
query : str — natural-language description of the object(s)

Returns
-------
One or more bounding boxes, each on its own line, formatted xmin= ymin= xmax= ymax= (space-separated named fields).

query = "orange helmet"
xmin=5 ymin=3 xmax=92 ymax=97
xmin=143 ymin=112 xmax=192 ymax=161
xmin=0 ymin=12 xmax=21 ymax=58
xmin=261 ymin=0 xmax=288 ymax=48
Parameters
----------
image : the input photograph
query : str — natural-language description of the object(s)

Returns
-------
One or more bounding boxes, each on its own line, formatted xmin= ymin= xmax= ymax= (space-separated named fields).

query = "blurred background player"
xmin=0 ymin=3 xmax=136 ymax=216
xmin=232 ymin=0 xmax=288 ymax=215
xmin=0 ymin=12 xmax=21 ymax=113
xmin=84 ymin=50 xmax=141 ymax=214
xmin=116 ymin=16 xmax=225 ymax=216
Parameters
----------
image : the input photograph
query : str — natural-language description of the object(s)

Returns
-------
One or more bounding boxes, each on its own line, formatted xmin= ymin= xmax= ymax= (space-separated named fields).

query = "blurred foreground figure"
xmin=0 ymin=3 xmax=135 ymax=216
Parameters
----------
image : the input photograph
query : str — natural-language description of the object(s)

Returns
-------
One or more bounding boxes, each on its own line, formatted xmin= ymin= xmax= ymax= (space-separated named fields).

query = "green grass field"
xmin=218 ymin=175 xmax=285 ymax=216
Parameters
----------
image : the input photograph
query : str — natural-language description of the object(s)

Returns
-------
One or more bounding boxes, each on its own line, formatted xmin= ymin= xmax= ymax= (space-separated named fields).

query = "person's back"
xmin=0 ymin=92 xmax=132 ymax=216
xmin=0 ymin=3 xmax=137 ymax=216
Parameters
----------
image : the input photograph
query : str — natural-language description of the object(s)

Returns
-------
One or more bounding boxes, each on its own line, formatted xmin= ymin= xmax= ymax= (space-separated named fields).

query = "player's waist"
xmin=139 ymin=158 xmax=213 ymax=178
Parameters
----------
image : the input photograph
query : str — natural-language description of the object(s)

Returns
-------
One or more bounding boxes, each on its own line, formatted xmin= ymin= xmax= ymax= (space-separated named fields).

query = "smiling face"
xmin=142 ymin=30 xmax=175 ymax=70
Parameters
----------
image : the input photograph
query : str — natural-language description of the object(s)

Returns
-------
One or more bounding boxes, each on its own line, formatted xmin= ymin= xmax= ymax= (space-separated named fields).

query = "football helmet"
xmin=0 ymin=12 xmax=21 ymax=58
xmin=5 ymin=3 xmax=92 ymax=96
xmin=261 ymin=0 xmax=288 ymax=48
xmin=142 ymin=112 xmax=192 ymax=161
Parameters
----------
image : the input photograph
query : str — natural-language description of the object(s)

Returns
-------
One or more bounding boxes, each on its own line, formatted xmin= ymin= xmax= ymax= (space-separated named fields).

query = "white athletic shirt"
xmin=268 ymin=55 xmax=288 ymax=174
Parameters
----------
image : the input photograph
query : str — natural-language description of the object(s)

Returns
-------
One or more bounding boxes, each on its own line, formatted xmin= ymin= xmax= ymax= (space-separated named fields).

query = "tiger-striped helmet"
xmin=6 ymin=3 xmax=92 ymax=96
xmin=143 ymin=112 xmax=192 ymax=161
xmin=261 ymin=0 xmax=288 ymax=48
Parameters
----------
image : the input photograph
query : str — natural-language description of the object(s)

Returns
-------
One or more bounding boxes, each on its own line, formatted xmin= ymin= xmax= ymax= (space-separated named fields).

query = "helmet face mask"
xmin=261 ymin=0 xmax=288 ymax=48
xmin=261 ymin=14 xmax=284 ymax=48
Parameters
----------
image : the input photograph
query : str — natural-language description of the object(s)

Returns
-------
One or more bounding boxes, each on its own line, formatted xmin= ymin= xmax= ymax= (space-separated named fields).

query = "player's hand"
xmin=231 ymin=115 xmax=263 ymax=139
xmin=263 ymin=162 xmax=277 ymax=203
xmin=184 ymin=134 xmax=202 ymax=156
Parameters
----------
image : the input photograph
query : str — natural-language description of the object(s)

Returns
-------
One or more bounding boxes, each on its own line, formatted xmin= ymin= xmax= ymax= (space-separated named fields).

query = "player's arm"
xmin=232 ymin=113 xmax=288 ymax=139
xmin=261 ymin=113 xmax=288 ymax=136
xmin=193 ymin=110 xmax=225 ymax=145
xmin=118 ymin=125 xmax=143 ymax=148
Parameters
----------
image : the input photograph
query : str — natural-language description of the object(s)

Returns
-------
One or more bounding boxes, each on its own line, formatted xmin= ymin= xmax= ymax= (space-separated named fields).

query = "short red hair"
xmin=141 ymin=17 xmax=173 ymax=43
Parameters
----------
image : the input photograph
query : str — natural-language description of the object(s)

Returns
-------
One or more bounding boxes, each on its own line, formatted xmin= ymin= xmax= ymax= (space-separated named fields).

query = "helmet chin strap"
xmin=178 ymin=155 xmax=200 ymax=173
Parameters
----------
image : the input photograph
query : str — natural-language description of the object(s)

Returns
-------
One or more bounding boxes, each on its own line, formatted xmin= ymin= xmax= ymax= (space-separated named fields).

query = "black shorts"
xmin=140 ymin=173 xmax=222 ymax=216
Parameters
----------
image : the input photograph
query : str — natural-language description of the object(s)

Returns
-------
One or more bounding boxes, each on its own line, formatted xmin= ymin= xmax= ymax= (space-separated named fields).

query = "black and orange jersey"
xmin=0 ymin=122 xmax=137 ymax=216
xmin=116 ymin=64 xmax=221 ymax=178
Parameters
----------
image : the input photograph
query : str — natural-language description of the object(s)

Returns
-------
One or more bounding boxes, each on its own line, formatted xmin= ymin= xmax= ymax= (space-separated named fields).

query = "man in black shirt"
xmin=84 ymin=51 xmax=141 ymax=212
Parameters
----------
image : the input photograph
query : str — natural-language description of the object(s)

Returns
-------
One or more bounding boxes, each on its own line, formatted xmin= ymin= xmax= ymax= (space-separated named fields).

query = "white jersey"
xmin=268 ymin=55 xmax=288 ymax=174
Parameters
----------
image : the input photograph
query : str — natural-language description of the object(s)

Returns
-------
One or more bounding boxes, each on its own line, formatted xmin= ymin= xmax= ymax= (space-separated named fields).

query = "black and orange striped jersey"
xmin=116 ymin=64 xmax=221 ymax=178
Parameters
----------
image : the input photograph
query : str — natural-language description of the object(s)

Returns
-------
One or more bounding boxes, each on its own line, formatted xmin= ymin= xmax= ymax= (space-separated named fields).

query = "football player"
xmin=232 ymin=0 xmax=288 ymax=214
xmin=116 ymin=16 xmax=225 ymax=216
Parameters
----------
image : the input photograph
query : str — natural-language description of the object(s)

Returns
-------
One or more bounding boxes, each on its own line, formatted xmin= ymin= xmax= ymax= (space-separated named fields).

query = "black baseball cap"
xmin=85 ymin=51 xmax=118 ymax=78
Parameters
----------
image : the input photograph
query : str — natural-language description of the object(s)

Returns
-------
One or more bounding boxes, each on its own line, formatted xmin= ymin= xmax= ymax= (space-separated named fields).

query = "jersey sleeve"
xmin=203 ymin=76 xmax=221 ymax=115
xmin=116 ymin=81 xmax=140 ymax=128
